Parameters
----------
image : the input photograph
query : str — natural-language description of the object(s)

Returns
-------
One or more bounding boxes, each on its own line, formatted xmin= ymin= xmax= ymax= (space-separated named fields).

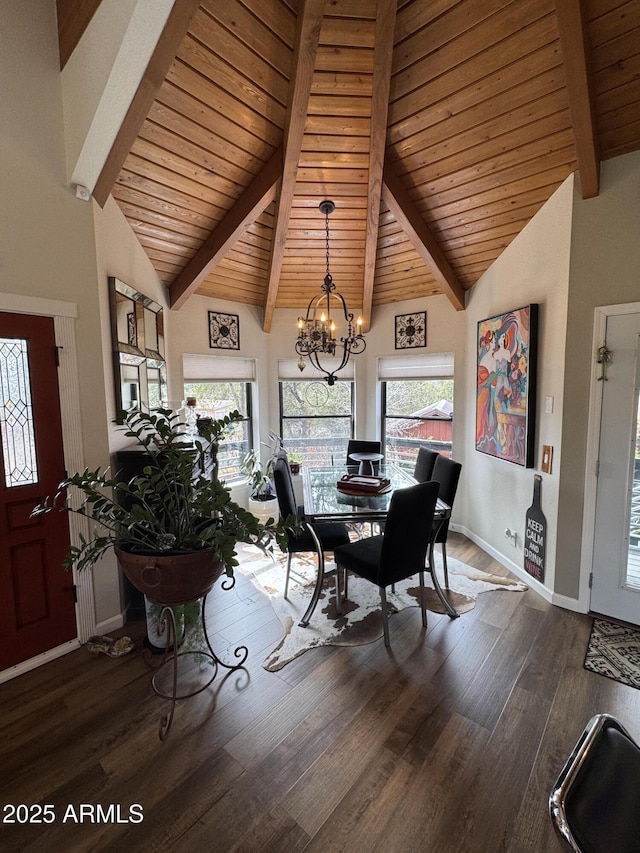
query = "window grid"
xmin=0 ymin=338 xmax=38 ymax=487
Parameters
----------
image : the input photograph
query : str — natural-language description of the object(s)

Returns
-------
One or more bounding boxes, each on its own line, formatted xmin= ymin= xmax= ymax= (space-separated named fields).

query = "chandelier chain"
xmin=325 ymin=207 xmax=330 ymax=279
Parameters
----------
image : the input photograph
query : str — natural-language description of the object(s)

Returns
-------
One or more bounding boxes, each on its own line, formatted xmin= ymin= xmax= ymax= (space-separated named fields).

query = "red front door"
xmin=0 ymin=312 xmax=77 ymax=670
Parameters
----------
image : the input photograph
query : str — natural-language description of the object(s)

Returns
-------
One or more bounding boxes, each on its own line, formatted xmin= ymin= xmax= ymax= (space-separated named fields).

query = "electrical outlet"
xmin=504 ymin=528 xmax=517 ymax=547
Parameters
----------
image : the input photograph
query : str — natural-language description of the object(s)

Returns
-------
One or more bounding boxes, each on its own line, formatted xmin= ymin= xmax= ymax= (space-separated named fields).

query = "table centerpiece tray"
xmin=336 ymin=474 xmax=391 ymax=496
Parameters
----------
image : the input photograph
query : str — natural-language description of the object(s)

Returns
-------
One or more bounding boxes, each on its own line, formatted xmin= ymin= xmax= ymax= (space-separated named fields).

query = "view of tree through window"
xmin=383 ymin=379 xmax=454 ymax=469
xmin=183 ymin=381 xmax=252 ymax=481
xmin=279 ymin=380 xmax=353 ymax=466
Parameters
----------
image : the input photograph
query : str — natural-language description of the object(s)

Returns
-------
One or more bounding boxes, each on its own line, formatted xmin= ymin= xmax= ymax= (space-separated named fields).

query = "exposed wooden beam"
xmin=361 ymin=0 xmax=397 ymax=333
xmin=56 ymin=0 xmax=103 ymax=70
xmin=554 ymin=0 xmax=600 ymax=198
xmin=169 ymin=148 xmax=283 ymax=310
xmin=382 ymin=156 xmax=466 ymax=312
xmin=262 ymin=0 xmax=325 ymax=333
xmin=92 ymin=0 xmax=200 ymax=208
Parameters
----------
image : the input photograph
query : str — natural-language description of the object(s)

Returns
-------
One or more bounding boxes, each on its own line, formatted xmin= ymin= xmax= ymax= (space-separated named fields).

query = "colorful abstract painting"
xmin=476 ymin=304 xmax=538 ymax=467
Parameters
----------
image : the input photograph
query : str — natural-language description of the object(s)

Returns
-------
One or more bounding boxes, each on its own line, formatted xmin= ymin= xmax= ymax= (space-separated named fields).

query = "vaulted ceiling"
xmin=58 ymin=0 xmax=640 ymax=331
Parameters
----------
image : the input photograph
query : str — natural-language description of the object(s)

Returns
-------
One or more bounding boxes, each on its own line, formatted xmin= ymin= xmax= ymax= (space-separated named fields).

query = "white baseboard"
xmin=95 ymin=612 xmax=125 ymax=635
xmin=549 ymin=592 xmax=587 ymax=614
xmin=0 ymin=639 xmax=80 ymax=685
xmin=0 ymin=612 xmax=126 ymax=685
xmin=455 ymin=524 xmax=586 ymax=613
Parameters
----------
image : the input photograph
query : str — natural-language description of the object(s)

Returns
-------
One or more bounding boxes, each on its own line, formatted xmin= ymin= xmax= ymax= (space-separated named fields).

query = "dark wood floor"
xmin=1 ymin=533 xmax=639 ymax=852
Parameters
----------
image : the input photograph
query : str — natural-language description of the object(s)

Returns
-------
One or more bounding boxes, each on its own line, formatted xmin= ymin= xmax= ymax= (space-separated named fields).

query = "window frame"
xmin=278 ymin=378 xmax=355 ymax=466
xmin=181 ymin=376 xmax=254 ymax=483
xmin=379 ymin=354 xmax=455 ymax=469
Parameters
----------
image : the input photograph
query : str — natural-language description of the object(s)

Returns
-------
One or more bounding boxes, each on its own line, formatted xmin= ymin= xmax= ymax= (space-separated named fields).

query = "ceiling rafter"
xmin=92 ymin=0 xmax=200 ymax=208
xmin=262 ymin=0 xmax=326 ymax=334
xmin=56 ymin=0 xmax=103 ymax=70
xmin=361 ymin=0 xmax=397 ymax=334
xmin=382 ymin=156 xmax=466 ymax=312
xmin=169 ymin=147 xmax=283 ymax=309
xmin=554 ymin=0 xmax=600 ymax=199
xmin=102 ymin=0 xmax=640 ymax=316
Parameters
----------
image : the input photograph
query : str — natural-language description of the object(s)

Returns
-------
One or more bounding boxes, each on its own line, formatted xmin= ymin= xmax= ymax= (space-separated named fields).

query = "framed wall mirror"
xmin=108 ymin=277 xmax=167 ymax=420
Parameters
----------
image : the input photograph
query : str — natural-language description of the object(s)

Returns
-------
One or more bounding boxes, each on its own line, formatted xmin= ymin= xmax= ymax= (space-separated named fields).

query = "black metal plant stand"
xmin=146 ymin=577 xmax=248 ymax=741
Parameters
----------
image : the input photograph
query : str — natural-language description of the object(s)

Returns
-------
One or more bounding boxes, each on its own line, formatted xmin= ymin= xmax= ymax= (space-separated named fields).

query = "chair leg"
xmin=441 ymin=541 xmax=449 ymax=588
xmin=380 ymin=587 xmax=391 ymax=647
xmin=334 ymin=560 xmax=342 ymax=614
xmin=428 ymin=542 xmax=459 ymax=619
xmin=418 ymin=571 xmax=427 ymax=628
xmin=284 ymin=552 xmax=293 ymax=600
xmin=344 ymin=566 xmax=349 ymax=600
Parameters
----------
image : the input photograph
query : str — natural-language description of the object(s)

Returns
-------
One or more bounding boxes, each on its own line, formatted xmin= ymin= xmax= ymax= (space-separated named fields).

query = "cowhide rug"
xmin=237 ymin=544 xmax=528 ymax=671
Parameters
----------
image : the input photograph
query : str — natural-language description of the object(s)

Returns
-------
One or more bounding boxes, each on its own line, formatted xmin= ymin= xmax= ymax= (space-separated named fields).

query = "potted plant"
xmin=288 ymin=452 xmax=303 ymax=475
xmin=243 ymin=432 xmax=282 ymax=524
xmin=32 ymin=408 xmax=287 ymax=607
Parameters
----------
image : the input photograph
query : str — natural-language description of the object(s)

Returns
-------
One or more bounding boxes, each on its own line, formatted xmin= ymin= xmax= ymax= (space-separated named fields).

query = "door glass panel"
xmin=627 ymin=382 xmax=640 ymax=589
xmin=0 ymin=337 xmax=38 ymax=487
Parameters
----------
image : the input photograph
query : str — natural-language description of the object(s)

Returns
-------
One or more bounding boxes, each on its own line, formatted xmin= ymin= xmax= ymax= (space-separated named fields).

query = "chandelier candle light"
xmin=295 ymin=200 xmax=366 ymax=385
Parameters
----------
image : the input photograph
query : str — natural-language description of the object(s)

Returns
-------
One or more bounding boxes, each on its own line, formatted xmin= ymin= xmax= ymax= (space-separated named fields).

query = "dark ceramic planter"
xmin=115 ymin=546 xmax=224 ymax=605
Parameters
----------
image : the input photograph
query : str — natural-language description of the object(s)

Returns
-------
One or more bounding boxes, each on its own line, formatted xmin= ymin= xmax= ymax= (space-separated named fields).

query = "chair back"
xmin=431 ymin=454 xmax=462 ymax=506
xmin=414 ymin=447 xmax=438 ymax=482
xmin=378 ymin=481 xmax=439 ymax=587
xmin=431 ymin=455 xmax=462 ymax=543
xmin=346 ymin=439 xmax=382 ymax=472
xmin=550 ymin=713 xmax=640 ymax=852
xmin=273 ymin=452 xmax=297 ymax=519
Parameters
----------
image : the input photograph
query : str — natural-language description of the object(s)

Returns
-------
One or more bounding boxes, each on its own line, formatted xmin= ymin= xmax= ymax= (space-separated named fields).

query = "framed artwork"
xmin=208 ymin=311 xmax=240 ymax=350
xmin=476 ymin=303 xmax=538 ymax=467
xmin=395 ymin=311 xmax=426 ymax=349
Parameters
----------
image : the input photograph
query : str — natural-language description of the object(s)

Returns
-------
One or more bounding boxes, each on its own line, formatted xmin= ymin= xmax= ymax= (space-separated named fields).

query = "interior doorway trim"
xmin=580 ymin=301 xmax=640 ymax=612
xmin=0 ymin=294 xmax=96 ymax=679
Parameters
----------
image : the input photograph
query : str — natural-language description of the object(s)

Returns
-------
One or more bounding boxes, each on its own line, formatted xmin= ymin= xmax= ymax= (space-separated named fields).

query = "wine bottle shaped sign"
xmin=524 ymin=475 xmax=546 ymax=581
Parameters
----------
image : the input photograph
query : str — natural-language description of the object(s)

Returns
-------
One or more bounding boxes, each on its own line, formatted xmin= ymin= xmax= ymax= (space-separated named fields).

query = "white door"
xmin=591 ymin=311 xmax=640 ymax=625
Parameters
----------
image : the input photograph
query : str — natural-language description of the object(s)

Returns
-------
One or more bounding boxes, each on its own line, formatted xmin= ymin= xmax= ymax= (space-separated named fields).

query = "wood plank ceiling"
xmin=79 ymin=0 xmax=640 ymax=331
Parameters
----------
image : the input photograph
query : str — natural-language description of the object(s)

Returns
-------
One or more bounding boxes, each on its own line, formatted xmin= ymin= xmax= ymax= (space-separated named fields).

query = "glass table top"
xmin=302 ymin=464 xmax=426 ymax=522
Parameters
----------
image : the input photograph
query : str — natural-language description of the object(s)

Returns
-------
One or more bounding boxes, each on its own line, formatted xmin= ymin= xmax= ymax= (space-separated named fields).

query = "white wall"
xmin=556 ymin=150 xmax=640 ymax=599
xmin=0 ymin=0 xmax=115 ymax=623
xmin=459 ymin=175 xmax=574 ymax=594
xmin=167 ymin=293 xmax=464 ymax=444
xmin=93 ymin=197 xmax=169 ymax=452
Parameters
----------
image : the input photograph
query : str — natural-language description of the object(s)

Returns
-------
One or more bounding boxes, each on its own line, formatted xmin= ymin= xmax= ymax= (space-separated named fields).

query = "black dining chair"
xmin=430 ymin=454 xmax=462 ymax=589
xmin=333 ymin=481 xmax=440 ymax=647
xmin=273 ymin=452 xmax=350 ymax=610
xmin=549 ymin=713 xmax=640 ymax=852
xmin=345 ymin=439 xmax=382 ymax=474
xmin=377 ymin=447 xmax=438 ymax=539
xmin=413 ymin=446 xmax=438 ymax=483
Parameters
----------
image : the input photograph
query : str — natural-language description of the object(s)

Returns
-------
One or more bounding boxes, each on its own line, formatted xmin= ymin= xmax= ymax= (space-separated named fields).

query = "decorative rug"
xmin=237 ymin=545 xmax=528 ymax=671
xmin=584 ymin=618 xmax=640 ymax=690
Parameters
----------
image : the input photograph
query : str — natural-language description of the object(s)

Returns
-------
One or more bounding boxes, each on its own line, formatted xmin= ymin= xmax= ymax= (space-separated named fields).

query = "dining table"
xmin=298 ymin=464 xmax=457 ymax=627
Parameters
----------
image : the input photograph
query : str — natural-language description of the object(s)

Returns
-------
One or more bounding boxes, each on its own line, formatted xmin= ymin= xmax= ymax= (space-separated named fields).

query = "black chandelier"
xmin=294 ymin=200 xmax=366 ymax=386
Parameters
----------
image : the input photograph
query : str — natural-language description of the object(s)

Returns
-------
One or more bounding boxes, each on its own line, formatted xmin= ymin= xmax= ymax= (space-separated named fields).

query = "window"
xmin=0 ymin=337 xmax=38 ymax=487
xmin=379 ymin=354 xmax=454 ymax=469
xmin=183 ymin=355 xmax=254 ymax=482
xmin=279 ymin=360 xmax=354 ymax=466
